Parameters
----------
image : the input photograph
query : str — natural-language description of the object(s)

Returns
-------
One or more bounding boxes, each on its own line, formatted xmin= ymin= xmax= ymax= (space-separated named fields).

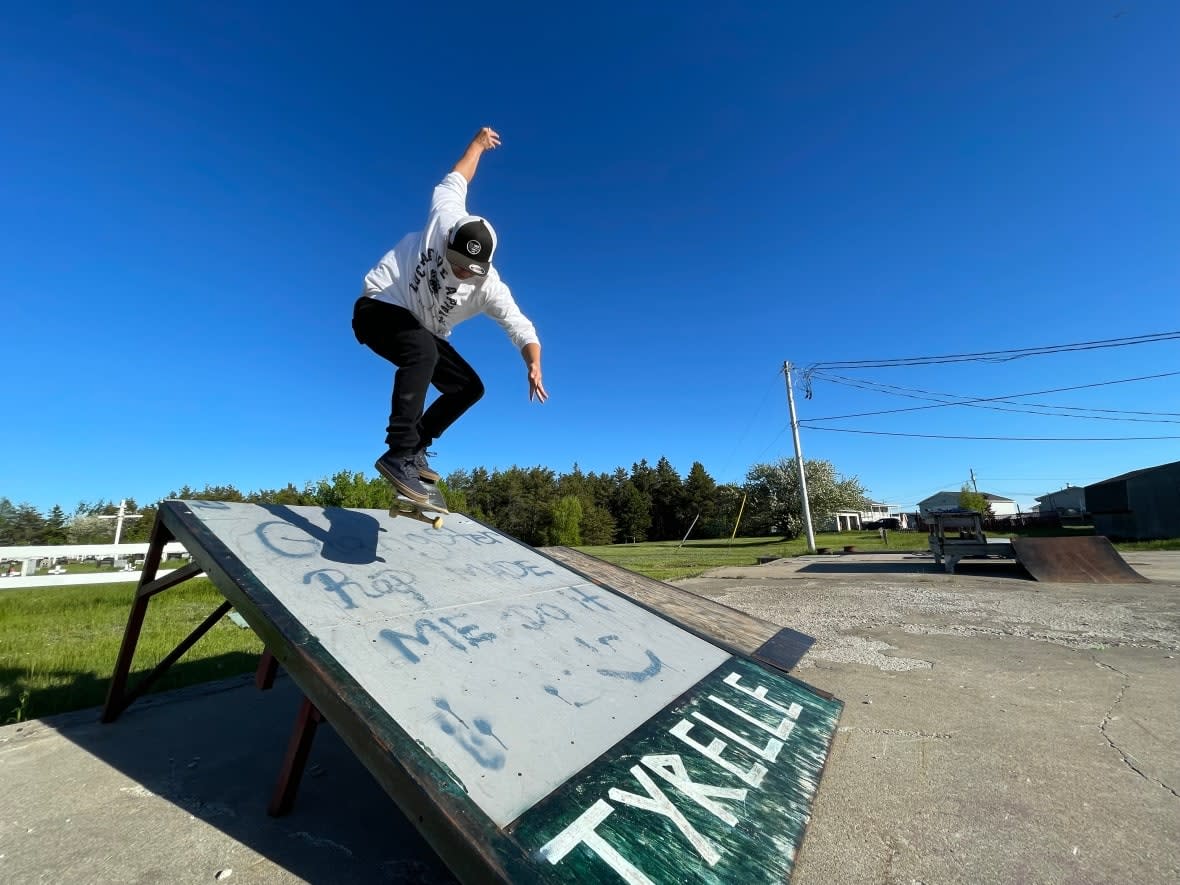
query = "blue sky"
xmin=2 ymin=1 xmax=1177 ymax=516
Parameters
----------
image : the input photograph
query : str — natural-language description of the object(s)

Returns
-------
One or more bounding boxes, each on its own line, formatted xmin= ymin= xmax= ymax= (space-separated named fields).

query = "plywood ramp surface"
xmin=542 ymin=546 xmax=815 ymax=674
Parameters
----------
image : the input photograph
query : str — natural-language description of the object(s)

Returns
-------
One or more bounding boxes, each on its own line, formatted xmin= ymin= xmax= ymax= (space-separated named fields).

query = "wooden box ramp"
xmin=541 ymin=546 xmax=817 ymax=674
xmin=103 ymin=501 xmax=841 ymax=884
xmin=1010 ymin=536 xmax=1150 ymax=584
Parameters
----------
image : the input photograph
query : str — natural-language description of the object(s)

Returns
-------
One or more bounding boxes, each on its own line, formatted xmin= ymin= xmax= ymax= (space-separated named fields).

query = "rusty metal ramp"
xmin=1011 ymin=536 xmax=1149 ymax=583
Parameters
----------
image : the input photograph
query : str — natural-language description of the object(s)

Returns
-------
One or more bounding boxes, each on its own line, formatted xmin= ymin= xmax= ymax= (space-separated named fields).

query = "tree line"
xmin=0 ymin=456 xmax=869 ymax=550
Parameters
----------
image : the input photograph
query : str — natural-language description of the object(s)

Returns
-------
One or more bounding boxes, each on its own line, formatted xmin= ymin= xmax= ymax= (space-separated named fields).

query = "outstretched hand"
xmin=471 ymin=127 xmax=501 ymax=152
xmin=453 ymin=127 xmax=501 ymax=182
xmin=528 ymin=365 xmax=548 ymax=403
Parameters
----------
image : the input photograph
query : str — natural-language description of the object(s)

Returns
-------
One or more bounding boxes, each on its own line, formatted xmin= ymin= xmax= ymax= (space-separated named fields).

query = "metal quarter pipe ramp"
xmin=1010 ymin=536 xmax=1149 ymax=584
xmin=102 ymin=500 xmax=842 ymax=884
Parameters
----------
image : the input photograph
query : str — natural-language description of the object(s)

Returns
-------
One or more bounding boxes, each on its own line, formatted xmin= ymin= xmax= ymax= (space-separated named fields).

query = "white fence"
xmin=1 ymin=570 xmax=186 ymax=590
xmin=0 ymin=541 xmax=194 ymax=589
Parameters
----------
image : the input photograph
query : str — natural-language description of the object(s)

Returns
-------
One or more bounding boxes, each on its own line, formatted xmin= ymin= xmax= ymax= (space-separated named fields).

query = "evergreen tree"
xmin=704 ymin=483 xmax=745 ymax=539
xmin=579 ymin=503 xmax=616 ymax=546
xmin=43 ymin=505 xmax=69 ymax=544
xmin=122 ymin=505 xmax=157 ymax=543
xmin=11 ymin=503 xmax=46 ymax=544
xmin=649 ymin=456 xmax=686 ymax=541
xmin=612 ymin=480 xmax=651 ymax=544
xmin=681 ymin=462 xmax=718 ymax=538
xmin=0 ymin=498 xmax=16 ymax=546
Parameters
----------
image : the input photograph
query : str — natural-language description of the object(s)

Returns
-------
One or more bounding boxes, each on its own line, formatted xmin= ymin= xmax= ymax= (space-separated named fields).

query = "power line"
xmin=804 ymin=370 xmax=1180 ymax=421
xmin=813 ymin=371 xmax=1180 ymax=414
xmin=804 ymin=330 xmax=1180 ymax=372
xmin=797 ymin=425 xmax=1180 ymax=442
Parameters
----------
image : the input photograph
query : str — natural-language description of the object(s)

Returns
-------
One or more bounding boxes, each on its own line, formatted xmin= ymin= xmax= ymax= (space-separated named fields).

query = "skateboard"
xmin=388 ymin=481 xmax=450 ymax=529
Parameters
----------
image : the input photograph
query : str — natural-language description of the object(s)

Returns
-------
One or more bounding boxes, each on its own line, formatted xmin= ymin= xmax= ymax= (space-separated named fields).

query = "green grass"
xmin=576 ymin=531 xmax=929 ymax=581
xmin=576 ymin=529 xmax=1180 ymax=582
xmin=3 ymin=529 xmax=1174 ymax=723
xmin=0 ymin=578 xmax=262 ymax=724
xmin=1117 ymin=538 xmax=1180 ymax=551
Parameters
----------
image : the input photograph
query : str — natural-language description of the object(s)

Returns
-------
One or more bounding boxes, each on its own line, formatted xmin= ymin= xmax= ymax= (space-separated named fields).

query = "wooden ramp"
xmin=103 ymin=501 xmax=841 ymax=884
xmin=1010 ymin=536 xmax=1150 ymax=584
xmin=542 ymin=546 xmax=817 ymax=672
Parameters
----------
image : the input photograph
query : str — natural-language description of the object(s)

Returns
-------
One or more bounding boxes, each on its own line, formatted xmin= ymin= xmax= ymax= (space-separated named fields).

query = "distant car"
xmin=864 ymin=518 xmax=901 ymax=530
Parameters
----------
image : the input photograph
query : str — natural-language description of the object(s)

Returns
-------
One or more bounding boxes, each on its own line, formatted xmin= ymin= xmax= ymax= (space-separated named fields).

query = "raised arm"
xmin=453 ymin=127 xmax=501 ymax=183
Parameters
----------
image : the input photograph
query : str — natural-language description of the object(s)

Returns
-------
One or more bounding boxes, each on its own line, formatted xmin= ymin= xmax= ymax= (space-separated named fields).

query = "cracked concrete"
xmin=675 ymin=550 xmax=1180 ymax=884
xmin=0 ymin=551 xmax=1175 ymax=883
xmin=0 ymin=676 xmax=456 ymax=884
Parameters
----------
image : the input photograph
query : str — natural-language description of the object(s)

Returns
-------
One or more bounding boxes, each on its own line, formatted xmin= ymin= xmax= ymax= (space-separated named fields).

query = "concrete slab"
xmin=5 ymin=548 xmax=1177 ymax=883
xmin=676 ymin=551 xmax=1180 ymax=884
xmin=724 ymin=549 xmax=1180 ymax=584
xmin=0 ymin=675 xmax=457 ymax=884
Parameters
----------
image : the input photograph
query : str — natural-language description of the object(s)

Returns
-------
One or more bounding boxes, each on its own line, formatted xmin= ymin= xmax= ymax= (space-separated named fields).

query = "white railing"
xmin=0 ymin=542 xmax=193 ymax=586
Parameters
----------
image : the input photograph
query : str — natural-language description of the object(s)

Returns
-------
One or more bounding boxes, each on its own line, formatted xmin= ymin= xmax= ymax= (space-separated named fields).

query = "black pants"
xmin=352 ymin=298 xmax=484 ymax=457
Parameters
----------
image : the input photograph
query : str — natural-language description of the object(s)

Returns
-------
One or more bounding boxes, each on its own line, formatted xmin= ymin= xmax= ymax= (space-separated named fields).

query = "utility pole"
xmin=970 ymin=469 xmax=979 ymax=493
xmin=783 ymin=362 xmax=817 ymax=553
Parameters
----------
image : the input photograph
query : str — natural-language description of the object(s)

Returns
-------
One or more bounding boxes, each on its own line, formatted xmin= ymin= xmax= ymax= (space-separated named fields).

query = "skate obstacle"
xmin=928 ymin=511 xmax=1148 ymax=582
xmin=104 ymin=501 xmax=841 ymax=883
xmin=1009 ymin=535 xmax=1149 ymax=583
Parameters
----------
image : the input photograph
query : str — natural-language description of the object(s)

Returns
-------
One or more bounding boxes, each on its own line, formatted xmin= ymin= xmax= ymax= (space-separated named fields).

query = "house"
xmin=918 ymin=490 xmax=1019 ymax=518
xmin=1034 ymin=484 xmax=1086 ymax=517
xmin=1085 ymin=460 xmax=1180 ymax=540
xmin=822 ymin=501 xmax=909 ymax=532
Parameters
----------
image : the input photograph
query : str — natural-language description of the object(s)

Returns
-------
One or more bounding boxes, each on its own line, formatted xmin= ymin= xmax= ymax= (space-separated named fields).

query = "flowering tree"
xmin=742 ymin=458 xmax=868 ymax=538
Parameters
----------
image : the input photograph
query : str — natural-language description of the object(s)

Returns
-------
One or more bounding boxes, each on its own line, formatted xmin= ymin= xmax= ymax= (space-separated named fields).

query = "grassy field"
xmin=574 ymin=527 xmax=1180 ymax=581
xmin=578 ymin=531 xmax=928 ymax=581
xmin=0 ymin=578 xmax=262 ymax=724
xmin=1 ymin=533 xmax=900 ymax=722
xmin=2 ymin=528 xmax=1174 ymax=723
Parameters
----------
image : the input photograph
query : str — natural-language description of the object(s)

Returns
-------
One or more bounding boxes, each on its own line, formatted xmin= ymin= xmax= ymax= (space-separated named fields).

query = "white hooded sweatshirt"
xmin=360 ymin=172 xmax=539 ymax=350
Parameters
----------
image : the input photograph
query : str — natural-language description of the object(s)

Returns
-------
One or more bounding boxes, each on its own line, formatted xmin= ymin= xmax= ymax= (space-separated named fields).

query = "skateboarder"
xmin=353 ymin=126 xmax=548 ymax=505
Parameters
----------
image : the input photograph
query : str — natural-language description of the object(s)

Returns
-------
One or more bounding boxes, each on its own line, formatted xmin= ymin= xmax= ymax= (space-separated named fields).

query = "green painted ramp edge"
xmin=511 ymin=656 xmax=842 ymax=883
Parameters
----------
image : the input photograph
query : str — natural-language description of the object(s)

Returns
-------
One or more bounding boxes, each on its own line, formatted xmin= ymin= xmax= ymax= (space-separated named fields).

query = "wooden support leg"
xmin=255 ymin=649 xmax=279 ymax=691
xmin=268 ymin=696 xmax=324 ymax=817
xmin=103 ymin=519 xmax=174 ymax=723
xmin=102 ymin=592 xmax=153 ymax=723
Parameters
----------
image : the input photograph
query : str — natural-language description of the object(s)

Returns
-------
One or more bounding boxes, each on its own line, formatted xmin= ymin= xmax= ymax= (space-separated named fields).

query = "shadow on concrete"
xmin=0 ymin=652 xmax=260 ymax=725
xmin=51 ymin=675 xmax=457 ymax=883
xmin=799 ymin=560 xmax=1032 ymax=580
xmin=799 ymin=562 xmax=941 ymax=576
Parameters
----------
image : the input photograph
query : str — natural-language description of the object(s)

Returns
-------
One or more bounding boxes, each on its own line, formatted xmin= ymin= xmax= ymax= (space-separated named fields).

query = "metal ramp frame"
xmin=927 ymin=511 xmax=1149 ymax=583
xmin=928 ymin=510 xmax=1016 ymax=573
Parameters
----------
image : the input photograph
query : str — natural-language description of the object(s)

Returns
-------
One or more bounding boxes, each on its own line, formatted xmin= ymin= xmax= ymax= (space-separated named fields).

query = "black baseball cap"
xmin=446 ymin=216 xmax=497 ymax=276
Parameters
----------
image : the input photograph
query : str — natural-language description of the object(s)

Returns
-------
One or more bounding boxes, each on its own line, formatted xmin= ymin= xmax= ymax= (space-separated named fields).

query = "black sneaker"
xmin=414 ymin=449 xmax=440 ymax=483
xmin=375 ymin=452 xmax=430 ymax=504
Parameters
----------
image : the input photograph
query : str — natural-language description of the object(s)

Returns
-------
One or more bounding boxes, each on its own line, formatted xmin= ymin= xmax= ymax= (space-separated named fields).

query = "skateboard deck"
xmin=388 ymin=481 xmax=449 ymax=529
